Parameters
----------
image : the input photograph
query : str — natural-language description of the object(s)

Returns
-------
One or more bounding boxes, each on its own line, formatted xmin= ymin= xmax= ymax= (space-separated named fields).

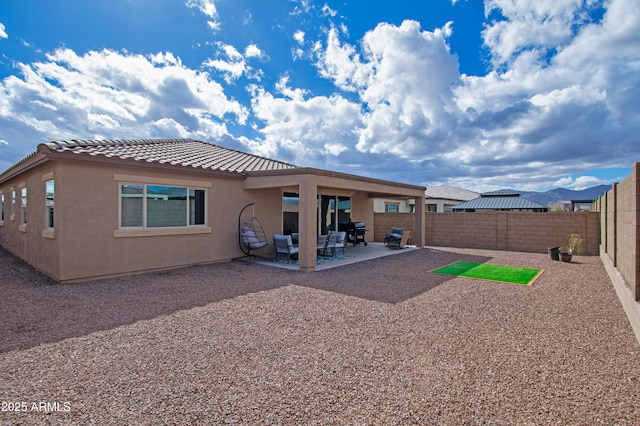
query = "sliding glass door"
xmin=319 ymin=195 xmax=350 ymax=234
xmin=282 ymin=192 xmax=351 ymax=236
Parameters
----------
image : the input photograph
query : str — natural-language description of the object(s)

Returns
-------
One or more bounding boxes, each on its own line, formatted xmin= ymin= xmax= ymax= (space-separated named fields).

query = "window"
xmin=0 ymin=192 xmax=4 ymax=222
xmin=45 ymin=180 xmax=54 ymax=228
xmin=120 ymin=183 xmax=206 ymax=228
xmin=385 ymin=202 xmax=400 ymax=213
xmin=11 ymin=189 xmax=15 ymax=219
xmin=21 ymin=187 xmax=27 ymax=225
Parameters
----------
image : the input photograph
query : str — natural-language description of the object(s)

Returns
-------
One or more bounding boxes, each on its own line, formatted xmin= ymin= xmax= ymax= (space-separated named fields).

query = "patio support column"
xmin=414 ymin=194 xmax=425 ymax=247
xmin=298 ymin=175 xmax=318 ymax=272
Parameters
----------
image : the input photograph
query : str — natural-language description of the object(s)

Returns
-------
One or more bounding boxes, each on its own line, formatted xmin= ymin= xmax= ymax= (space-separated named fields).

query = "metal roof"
xmin=452 ymin=192 xmax=547 ymax=211
xmin=41 ymin=138 xmax=298 ymax=173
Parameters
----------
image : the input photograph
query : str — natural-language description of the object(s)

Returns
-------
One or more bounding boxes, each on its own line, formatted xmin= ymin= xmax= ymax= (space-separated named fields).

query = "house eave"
xmin=0 ymin=150 xmax=48 ymax=185
xmin=244 ymin=167 xmax=425 ymax=196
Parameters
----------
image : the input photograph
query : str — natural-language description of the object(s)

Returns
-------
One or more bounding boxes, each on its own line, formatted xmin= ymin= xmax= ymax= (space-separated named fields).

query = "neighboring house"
xmin=0 ymin=139 xmax=425 ymax=282
xmin=372 ymin=185 xmax=479 ymax=213
xmin=372 ymin=197 xmax=415 ymax=213
xmin=549 ymin=200 xmax=572 ymax=211
xmin=451 ymin=190 xmax=548 ymax=212
xmin=425 ymin=185 xmax=480 ymax=212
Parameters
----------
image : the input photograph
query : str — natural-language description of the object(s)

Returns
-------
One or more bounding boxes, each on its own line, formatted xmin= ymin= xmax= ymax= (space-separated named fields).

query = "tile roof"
xmin=42 ymin=138 xmax=298 ymax=173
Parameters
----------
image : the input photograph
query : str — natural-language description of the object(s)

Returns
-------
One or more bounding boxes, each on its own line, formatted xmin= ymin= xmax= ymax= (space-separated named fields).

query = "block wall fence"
xmin=374 ymin=210 xmax=599 ymax=255
xmin=595 ymin=163 xmax=640 ymax=302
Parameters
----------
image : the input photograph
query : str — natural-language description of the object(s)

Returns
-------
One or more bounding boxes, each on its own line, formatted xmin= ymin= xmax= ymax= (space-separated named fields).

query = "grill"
xmin=346 ymin=221 xmax=368 ymax=246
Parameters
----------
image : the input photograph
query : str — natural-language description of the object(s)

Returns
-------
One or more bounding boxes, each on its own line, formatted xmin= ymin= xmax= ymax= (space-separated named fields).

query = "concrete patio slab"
xmin=249 ymin=242 xmax=419 ymax=270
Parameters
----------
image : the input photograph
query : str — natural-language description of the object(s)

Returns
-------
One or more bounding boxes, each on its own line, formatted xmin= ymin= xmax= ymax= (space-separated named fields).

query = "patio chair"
xmin=334 ymin=231 xmax=347 ymax=255
xmin=273 ymin=234 xmax=299 ymax=263
xmin=383 ymin=227 xmax=404 ymax=246
xmin=323 ymin=232 xmax=339 ymax=257
xmin=317 ymin=234 xmax=333 ymax=258
xmin=386 ymin=230 xmax=412 ymax=249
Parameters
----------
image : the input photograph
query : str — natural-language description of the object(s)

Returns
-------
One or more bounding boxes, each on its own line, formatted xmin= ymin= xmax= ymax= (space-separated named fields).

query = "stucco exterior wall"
xmin=0 ymin=160 xmax=286 ymax=282
xmin=0 ymin=162 xmax=62 ymax=279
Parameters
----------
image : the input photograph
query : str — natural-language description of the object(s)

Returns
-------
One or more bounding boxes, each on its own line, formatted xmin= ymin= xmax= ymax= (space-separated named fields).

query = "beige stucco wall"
xmin=54 ymin=162 xmax=290 ymax=282
xmin=0 ymin=161 xmax=62 ymax=279
xmin=1 ymin=160 xmax=284 ymax=282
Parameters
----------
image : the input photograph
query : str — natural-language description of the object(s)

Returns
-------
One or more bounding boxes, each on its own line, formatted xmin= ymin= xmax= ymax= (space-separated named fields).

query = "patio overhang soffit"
xmin=242 ymin=167 xmax=425 ymax=198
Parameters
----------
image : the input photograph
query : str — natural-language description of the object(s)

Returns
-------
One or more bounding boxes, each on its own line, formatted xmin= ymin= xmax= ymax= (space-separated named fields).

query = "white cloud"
xmin=0 ymin=48 xmax=247 ymax=164
xmin=315 ymin=20 xmax=460 ymax=161
xmin=482 ymin=0 xmax=589 ymax=66
xmin=185 ymin=0 xmax=220 ymax=31
xmin=321 ymin=3 xmax=337 ymax=17
xmin=293 ymin=30 xmax=305 ymax=45
xmin=553 ymin=175 xmax=606 ymax=190
xmin=0 ymin=23 xmax=7 ymax=39
xmin=203 ymin=43 xmax=248 ymax=83
xmin=244 ymin=44 xmax=264 ymax=59
xmin=247 ymin=78 xmax=361 ymax=165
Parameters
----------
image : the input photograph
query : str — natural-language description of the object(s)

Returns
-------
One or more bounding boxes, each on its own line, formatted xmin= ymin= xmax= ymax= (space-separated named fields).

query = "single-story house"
xmin=0 ymin=139 xmax=425 ymax=282
xmin=372 ymin=185 xmax=479 ymax=213
xmin=451 ymin=190 xmax=548 ymax=212
xmin=424 ymin=185 xmax=480 ymax=212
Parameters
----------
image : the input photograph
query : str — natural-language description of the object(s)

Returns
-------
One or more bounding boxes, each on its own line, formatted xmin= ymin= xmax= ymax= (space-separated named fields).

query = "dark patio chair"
xmin=273 ymin=234 xmax=299 ymax=263
xmin=383 ymin=227 xmax=404 ymax=246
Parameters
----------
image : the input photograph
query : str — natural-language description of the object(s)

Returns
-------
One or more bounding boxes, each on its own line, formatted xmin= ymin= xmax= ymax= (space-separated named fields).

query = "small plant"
xmin=566 ymin=233 xmax=584 ymax=255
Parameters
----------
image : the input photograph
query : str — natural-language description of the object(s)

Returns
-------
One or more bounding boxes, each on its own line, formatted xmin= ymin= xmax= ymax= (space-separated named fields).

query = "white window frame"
xmin=113 ymin=174 xmax=211 ymax=238
xmin=10 ymin=187 xmax=15 ymax=221
xmin=385 ymin=202 xmax=400 ymax=213
xmin=0 ymin=191 xmax=4 ymax=225
xmin=19 ymin=183 xmax=27 ymax=232
xmin=42 ymin=173 xmax=56 ymax=239
xmin=45 ymin=180 xmax=54 ymax=229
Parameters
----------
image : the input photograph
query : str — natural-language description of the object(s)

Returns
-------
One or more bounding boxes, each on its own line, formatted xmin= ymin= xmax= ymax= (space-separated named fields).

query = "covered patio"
xmin=244 ymin=167 xmax=425 ymax=272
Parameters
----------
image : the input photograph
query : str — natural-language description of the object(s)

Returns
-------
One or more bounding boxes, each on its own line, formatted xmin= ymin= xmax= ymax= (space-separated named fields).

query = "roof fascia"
xmin=245 ymin=167 xmax=425 ymax=196
xmin=0 ymin=151 xmax=48 ymax=185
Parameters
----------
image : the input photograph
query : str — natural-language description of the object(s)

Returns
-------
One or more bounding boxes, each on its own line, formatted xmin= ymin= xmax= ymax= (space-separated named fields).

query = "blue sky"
xmin=0 ymin=0 xmax=638 ymax=192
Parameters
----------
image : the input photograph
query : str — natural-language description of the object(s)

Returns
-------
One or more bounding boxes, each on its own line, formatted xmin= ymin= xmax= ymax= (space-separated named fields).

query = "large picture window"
xmin=120 ymin=183 xmax=206 ymax=228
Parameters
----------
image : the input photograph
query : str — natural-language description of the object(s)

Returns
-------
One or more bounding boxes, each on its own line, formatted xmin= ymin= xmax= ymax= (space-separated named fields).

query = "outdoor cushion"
xmin=242 ymin=226 xmax=260 ymax=244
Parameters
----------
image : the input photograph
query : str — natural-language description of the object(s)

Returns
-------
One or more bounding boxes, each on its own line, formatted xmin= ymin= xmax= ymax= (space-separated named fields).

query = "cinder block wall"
xmin=374 ymin=211 xmax=600 ymax=255
xmin=373 ymin=213 xmax=415 ymax=243
xmin=598 ymin=163 xmax=640 ymax=301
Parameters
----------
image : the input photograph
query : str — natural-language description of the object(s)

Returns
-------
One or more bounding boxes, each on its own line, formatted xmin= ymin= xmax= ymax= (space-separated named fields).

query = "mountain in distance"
xmin=518 ymin=184 xmax=610 ymax=206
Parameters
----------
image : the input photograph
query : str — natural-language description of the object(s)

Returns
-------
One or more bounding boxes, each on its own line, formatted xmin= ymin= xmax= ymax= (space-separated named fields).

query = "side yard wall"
xmin=596 ymin=163 xmax=640 ymax=301
xmin=374 ymin=211 xmax=600 ymax=255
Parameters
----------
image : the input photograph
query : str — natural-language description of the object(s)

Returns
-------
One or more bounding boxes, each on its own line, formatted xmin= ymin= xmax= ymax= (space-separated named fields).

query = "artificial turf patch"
xmin=431 ymin=261 xmax=543 ymax=285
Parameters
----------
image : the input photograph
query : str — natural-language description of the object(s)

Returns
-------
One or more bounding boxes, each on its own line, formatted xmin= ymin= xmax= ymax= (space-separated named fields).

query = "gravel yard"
xmin=1 ymin=246 xmax=639 ymax=424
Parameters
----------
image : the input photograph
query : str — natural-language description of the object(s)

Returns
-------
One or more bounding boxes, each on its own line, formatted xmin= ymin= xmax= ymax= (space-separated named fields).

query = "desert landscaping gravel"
xmin=1 ymin=245 xmax=639 ymax=425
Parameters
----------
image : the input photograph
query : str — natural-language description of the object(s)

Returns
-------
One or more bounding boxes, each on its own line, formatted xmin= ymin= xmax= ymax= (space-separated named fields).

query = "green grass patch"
xmin=431 ymin=261 xmax=542 ymax=285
